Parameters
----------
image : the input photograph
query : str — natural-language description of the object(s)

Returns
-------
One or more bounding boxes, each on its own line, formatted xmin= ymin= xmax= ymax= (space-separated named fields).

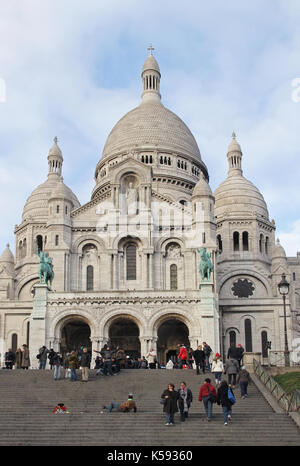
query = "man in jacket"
xmin=202 ymin=342 xmax=212 ymax=371
xmin=80 ymin=347 xmax=91 ymax=382
xmin=38 ymin=346 xmax=49 ymax=370
xmin=198 ymin=378 xmax=217 ymax=421
xmin=227 ymin=343 xmax=240 ymax=361
xmin=237 ymin=365 xmax=251 ymax=398
xmin=103 ymin=394 xmax=137 ymax=413
xmin=224 ymin=358 xmax=239 ymax=387
xmin=193 ymin=345 xmax=206 ymax=375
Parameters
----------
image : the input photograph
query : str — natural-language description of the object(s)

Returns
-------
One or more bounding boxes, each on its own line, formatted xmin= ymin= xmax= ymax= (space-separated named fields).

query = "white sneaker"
xmin=165 ymin=423 xmax=170 ymax=425
xmin=228 ymin=415 xmax=231 ymax=421
xmin=224 ymin=422 xmax=228 ymax=426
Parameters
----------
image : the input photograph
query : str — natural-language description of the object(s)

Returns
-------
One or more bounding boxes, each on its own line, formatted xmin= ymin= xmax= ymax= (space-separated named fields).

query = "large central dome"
xmin=99 ymin=48 xmax=204 ymax=165
xmin=102 ymin=100 xmax=202 ymax=161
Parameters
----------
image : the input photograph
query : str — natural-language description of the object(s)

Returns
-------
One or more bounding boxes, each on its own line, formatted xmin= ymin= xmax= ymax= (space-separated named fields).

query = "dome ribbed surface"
xmin=22 ymin=178 xmax=80 ymax=222
xmin=101 ymin=101 xmax=202 ymax=161
xmin=214 ymin=174 xmax=269 ymax=219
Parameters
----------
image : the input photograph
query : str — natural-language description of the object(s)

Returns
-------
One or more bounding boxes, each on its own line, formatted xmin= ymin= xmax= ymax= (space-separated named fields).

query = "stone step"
xmin=0 ymin=369 xmax=299 ymax=446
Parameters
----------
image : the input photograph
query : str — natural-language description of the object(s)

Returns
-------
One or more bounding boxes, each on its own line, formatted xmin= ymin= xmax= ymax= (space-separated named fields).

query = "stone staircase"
xmin=0 ymin=368 xmax=299 ymax=446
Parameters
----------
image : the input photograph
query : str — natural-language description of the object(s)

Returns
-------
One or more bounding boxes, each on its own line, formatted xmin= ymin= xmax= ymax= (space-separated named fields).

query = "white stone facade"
xmin=0 ymin=50 xmax=299 ymax=367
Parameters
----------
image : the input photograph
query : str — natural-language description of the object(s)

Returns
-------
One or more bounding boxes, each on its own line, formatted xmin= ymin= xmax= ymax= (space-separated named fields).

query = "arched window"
xmin=56 ymin=205 xmax=60 ymax=214
xmin=242 ymin=232 xmax=249 ymax=251
xmin=36 ymin=235 xmax=43 ymax=254
xmin=22 ymin=238 xmax=27 ymax=258
xmin=259 ymin=234 xmax=263 ymax=253
xmin=26 ymin=322 xmax=30 ymax=347
xmin=86 ymin=265 xmax=94 ymax=291
xmin=55 ymin=235 xmax=59 ymax=246
xmin=11 ymin=333 xmax=18 ymax=353
xmin=217 ymin=235 xmax=223 ymax=253
xmin=233 ymin=232 xmax=239 ymax=251
xmin=126 ymin=244 xmax=137 ymax=280
xmin=229 ymin=330 xmax=236 ymax=347
xmin=265 ymin=237 xmax=269 ymax=255
xmin=245 ymin=319 xmax=253 ymax=352
xmin=261 ymin=331 xmax=268 ymax=358
xmin=170 ymin=264 xmax=178 ymax=290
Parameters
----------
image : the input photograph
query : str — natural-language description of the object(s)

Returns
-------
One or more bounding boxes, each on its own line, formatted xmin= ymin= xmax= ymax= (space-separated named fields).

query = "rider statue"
xmin=197 ymin=247 xmax=213 ymax=281
xmin=37 ymin=249 xmax=54 ymax=288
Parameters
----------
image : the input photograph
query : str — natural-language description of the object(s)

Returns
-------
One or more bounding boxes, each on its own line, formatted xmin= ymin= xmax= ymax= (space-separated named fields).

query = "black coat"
xmin=193 ymin=349 xmax=205 ymax=363
xmin=161 ymin=389 xmax=179 ymax=414
xmin=217 ymin=384 xmax=234 ymax=408
xmin=227 ymin=346 xmax=240 ymax=360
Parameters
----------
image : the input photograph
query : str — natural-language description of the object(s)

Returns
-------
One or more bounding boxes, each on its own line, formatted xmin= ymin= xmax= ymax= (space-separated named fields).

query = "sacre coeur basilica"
xmin=1 ymin=48 xmax=300 ymax=368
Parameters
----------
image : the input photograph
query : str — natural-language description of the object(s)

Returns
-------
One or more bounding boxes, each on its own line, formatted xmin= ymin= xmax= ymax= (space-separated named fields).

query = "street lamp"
xmin=278 ymin=273 xmax=290 ymax=366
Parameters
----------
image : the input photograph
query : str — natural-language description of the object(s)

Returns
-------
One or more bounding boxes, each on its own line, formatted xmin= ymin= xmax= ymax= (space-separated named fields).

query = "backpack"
xmin=228 ymin=387 xmax=236 ymax=405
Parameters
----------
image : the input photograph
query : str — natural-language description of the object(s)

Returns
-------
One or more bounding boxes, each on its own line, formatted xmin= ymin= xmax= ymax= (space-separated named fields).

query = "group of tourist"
xmin=4 ymin=344 xmax=30 ymax=370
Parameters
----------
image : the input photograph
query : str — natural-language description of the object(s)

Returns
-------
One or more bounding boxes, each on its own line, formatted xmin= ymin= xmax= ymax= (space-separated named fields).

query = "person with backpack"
xmin=202 ymin=342 xmax=212 ymax=371
xmin=37 ymin=346 xmax=49 ymax=370
xmin=177 ymin=344 xmax=188 ymax=369
xmin=217 ymin=380 xmax=236 ymax=426
xmin=198 ymin=378 xmax=217 ymax=421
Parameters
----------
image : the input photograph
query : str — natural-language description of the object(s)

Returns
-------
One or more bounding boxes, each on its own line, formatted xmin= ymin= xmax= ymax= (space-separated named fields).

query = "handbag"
xmin=228 ymin=387 xmax=236 ymax=405
xmin=36 ymin=354 xmax=41 ymax=359
xmin=208 ymin=387 xmax=217 ymax=403
xmin=160 ymin=398 xmax=167 ymax=405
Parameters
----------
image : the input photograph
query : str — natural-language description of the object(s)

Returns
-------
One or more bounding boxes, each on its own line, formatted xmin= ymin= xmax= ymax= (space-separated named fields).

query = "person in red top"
xmin=198 ymin=378 xmax=217 ymax=421
xmin=177 ymin=344 xmax=188 ymax=369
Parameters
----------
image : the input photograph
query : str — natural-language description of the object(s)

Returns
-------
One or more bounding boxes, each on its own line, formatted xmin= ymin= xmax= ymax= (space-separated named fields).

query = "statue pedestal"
xmin=29 ymin=284 xmax=50 ymax=369
xmin=199 ymin=281 xmax=220 ymax=354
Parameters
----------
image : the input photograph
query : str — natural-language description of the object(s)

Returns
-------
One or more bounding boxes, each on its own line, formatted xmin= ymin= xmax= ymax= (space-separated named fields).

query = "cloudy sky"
xmin=0 ymin=0 xmax=300 ymax=256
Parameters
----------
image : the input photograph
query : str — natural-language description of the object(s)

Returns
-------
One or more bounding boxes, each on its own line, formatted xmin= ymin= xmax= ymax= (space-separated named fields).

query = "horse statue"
xmin=197 ymin=247 xmax=213 ymax=281
xmin=37 ymin=250 xmax=54 ymax=288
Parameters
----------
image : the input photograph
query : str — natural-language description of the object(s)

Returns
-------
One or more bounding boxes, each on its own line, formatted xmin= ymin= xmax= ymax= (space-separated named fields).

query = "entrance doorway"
xmin=157 ymin=318 xmax=190 ymax=364
xmin=108 ymin=318 xmax=141 ymax=359
xmin=60 ymin=318 xmax=91 ymax=359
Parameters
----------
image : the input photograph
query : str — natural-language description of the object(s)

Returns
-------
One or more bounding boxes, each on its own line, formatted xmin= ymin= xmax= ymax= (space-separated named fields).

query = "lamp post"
xmin=278 ymin=273 xmax=290 ymax=366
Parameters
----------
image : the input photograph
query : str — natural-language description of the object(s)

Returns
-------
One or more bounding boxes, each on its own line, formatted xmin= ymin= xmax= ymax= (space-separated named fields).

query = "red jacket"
xmin=198 ymin=383 xmax=217 ymax=401
xmin=178 ymin=346 xmax=188 ymax=360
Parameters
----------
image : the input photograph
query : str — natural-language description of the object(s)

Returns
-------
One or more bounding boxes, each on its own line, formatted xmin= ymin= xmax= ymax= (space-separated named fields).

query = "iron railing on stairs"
xmin=253 ymin=359 xmax=300 ymax=413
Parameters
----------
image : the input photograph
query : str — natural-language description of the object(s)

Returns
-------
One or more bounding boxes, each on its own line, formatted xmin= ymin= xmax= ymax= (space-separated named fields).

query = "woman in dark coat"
xmin=217 ymin=380 xmax=235 ymax=425
xmin=161 ymin=383 xmax=179 ymax=425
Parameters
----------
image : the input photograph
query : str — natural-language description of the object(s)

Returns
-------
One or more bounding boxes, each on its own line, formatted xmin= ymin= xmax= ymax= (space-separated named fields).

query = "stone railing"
xmin=253 ymin=358 xmax=300 ymax=413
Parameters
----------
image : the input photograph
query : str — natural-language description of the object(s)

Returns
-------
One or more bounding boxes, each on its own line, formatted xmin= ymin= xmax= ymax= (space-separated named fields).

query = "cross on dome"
xmin=147 ymin=44 xmax=155 ymax=55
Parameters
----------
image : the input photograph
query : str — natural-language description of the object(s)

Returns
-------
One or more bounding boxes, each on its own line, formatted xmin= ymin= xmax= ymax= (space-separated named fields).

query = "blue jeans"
xmin=39 ymin=360 xmax=46 ymax=370
xmin=104 ymin=360 xmax=113 ymax=375
xmin=205 ymin=355 xmax=210 ymax=371
xmin=54 ymin=366 xmax=62 ymax=380
xmin=222 ymin=405 xmax=232 ymax=423
xmin=107 ymin=402 xmax=121 ymax=413
xmin=214 ymin=372 xmax=222 ymax=383
xmin=70 ymin=368 xmax=77 ymax=381
xmin=202 ymin=396 xmax=213 ymax=419
xmin=165 ymin=413 xmax=175 ymax=424
xmin=240 ymin=381 xmax=248 ymax=396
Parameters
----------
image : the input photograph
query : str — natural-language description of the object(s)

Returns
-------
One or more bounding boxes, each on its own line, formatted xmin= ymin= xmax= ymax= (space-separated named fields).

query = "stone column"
xmin=29 ymin=283 xmax=49 ymax=369
xmin=199 ymin=282 xmax=220 ymax=355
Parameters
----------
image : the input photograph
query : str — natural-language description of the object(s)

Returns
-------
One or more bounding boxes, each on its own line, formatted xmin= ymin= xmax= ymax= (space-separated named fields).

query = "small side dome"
xmin=0 ymin=244 xmax=14 ymax=264
xmin=49 ymin=177 xmax=80 ymax=209
xmin=271 ymin=238 xmax=287 ymax=261
xmin=192 ymin=172 xmax=212 ymax=198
